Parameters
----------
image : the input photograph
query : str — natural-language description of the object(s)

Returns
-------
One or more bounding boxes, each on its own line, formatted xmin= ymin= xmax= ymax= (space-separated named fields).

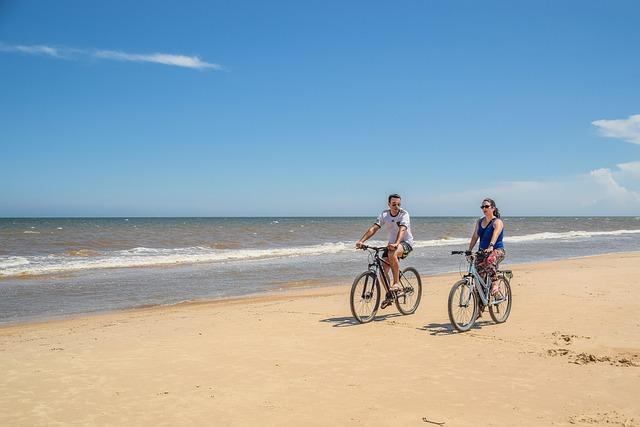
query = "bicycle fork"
xmin=458 ymin=277 xmax=490 ymax=308
xmin=360 ymin=271 xmax=377 ymax=301
xmin=458 ymin=280 xmax=474 ymax=308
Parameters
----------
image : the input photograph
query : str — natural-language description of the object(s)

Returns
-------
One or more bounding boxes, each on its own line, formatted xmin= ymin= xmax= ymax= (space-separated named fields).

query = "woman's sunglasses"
xmin=481 ymin=205 xmax=492 ymax=209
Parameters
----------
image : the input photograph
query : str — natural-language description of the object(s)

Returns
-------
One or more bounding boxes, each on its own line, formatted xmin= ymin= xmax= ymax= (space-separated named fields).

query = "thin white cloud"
xmin=0 ymin=42 xmax=63 ymax=57
xmin=94 ymin=49 xmax=221 ymax=70
xmin=617 ymin=160 xmax=640 ymax=176
xmin=592 ymin=114 xmax=640 ymax=145
xmin=0 ymin=42 xmax=221 ymax=70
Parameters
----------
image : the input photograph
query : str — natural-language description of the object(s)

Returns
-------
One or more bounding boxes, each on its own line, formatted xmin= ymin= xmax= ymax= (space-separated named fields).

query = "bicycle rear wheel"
xmin=395 ymin=267 xmax=422 ymax=315
xmin=489 ymin=275 xmax=512 ymax=323
xmin=350 ymin=272 xmax=380 ymax=323
xmin=448 ymin=279 xmax=478 ymax=332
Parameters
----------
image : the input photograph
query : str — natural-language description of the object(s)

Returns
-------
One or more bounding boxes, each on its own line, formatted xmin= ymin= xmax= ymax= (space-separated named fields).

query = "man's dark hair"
xmin=388 ymin=193 xmax=401 ymax=203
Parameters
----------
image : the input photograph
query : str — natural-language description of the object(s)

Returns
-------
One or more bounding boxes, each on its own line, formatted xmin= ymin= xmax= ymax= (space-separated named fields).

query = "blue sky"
xmin=1 ymin=0 xmax=639 ymax=216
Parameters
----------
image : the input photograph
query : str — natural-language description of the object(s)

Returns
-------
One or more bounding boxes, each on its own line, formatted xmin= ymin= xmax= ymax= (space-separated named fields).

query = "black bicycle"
xmin=350 ymin=245 xmax=422 ymax=323
xmin=448 ymin=250 xmax=513 ymax=332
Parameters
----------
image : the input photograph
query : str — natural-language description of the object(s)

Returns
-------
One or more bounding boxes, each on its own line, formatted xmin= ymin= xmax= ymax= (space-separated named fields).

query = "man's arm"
xmin=389 ymin=225 xmax=407 ymax=250
xmin=356 ymin=224 xmax=380 ymax=248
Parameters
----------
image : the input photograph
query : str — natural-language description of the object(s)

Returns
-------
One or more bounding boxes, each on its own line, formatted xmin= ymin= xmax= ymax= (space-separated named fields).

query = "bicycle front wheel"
xmin=489 ymin=275 xmax=512 ymax=324
xmin=395 ymin=267 xmax=422 ymax=315
xmin=448 ymin=279 xmax=478 ymax=332
xmin=350 ymin=271 xmax=380 ymax=323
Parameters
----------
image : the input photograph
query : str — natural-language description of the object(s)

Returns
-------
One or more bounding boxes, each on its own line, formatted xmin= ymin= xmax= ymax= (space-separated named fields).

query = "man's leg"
xmin=379 ymin=257 xmax=394 ymax=308
xmin=388 ymin=246 xmax=404 ymax=290
xmin=382 ymin=261 xmax=391 ymax=284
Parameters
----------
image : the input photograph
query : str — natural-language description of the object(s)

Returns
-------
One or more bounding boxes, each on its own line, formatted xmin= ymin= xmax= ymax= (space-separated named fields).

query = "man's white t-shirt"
xmin=375 ymin=208 xmax=414 ymax=247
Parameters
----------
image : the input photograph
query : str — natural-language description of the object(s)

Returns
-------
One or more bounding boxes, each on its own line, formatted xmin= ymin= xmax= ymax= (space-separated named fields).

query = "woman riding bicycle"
xmin=467 ymin=198 xmax=505 ymax=296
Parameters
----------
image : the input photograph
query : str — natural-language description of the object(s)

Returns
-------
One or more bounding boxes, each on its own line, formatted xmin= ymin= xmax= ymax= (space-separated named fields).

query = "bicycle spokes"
xmin=448 ymin=280 xmax=477 ymax=332
xmin=395 ymin=267 xmax=422 ymax=315
xmin=350 ymin=272 xmax=380 ymax=323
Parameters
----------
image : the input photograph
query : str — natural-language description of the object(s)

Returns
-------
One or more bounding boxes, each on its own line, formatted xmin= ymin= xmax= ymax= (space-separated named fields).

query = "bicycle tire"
xmin=395 ymin=267 xmax=422 ymax=315
xmin=448 ymin=279 xmax=478 ymax=332
xmin=350 ymin=271 xmax=380 ymax=323
xmin=489 ymin=275 xmax=512 ymax=324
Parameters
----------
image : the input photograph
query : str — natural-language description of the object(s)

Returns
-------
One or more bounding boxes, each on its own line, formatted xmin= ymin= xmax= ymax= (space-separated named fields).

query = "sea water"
xmin=1 ymin=217 xmax=639 ymax=324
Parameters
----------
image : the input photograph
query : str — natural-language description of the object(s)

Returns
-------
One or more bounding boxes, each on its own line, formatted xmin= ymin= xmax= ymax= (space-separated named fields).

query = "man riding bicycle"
xmin=356 ymin=194 xmax=414 ymax=293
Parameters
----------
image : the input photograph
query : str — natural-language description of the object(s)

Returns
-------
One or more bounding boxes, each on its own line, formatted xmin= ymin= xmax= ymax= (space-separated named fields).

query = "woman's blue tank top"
xmin=477 ymin=217 xmax=504 ymax=250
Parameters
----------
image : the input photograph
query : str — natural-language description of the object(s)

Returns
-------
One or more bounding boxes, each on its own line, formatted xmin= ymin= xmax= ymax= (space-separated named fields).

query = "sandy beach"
xmin=1 ymin=252 xmax=638 ymax=426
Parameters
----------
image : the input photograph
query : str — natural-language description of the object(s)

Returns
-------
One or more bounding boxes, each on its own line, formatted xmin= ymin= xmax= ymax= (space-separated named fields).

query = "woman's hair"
xmin=483 ymin=198 xmax=501 ymax=218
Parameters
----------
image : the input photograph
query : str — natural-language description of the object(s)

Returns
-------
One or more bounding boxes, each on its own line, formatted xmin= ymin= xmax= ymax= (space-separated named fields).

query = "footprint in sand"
xmin=547 ymin=348 xmax=570 ymax=357
xmin=572 ymin=352 xmax=640 ymax=367
xmin=546 ymin=348 xmax=640 ymax=367
xmin=551 ymin=331 xmax=591 ymax=346
xmin=568 ymin=410 xmax=636 ymax=426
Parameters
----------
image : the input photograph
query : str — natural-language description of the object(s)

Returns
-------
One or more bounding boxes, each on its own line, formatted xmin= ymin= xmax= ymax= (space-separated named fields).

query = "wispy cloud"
xmin=0 ymin=42 xmax=222 ymax=70
xmin=0 ymin=43 xmax=64 ymax=58
xmin=617 ymin=161 xmax=640 ymax=178
xmin=93 ymin=49 xmax=221 ymax=70
xmin=592 ymin=114 xmax=640 ymax=145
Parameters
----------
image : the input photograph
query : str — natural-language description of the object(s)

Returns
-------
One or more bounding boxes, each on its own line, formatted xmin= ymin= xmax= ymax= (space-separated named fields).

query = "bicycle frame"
xmin=366 ymin=247 xmax=393 ymax=293
xmin=455 ymin=251 xmax=493 ymax=306
xmin=467 ymin=259 xmax=491 ymax=306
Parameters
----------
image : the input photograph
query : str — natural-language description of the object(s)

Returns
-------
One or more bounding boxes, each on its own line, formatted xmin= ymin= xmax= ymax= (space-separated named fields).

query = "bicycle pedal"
xmin=380 ymin=299 xmax=392 ymax=309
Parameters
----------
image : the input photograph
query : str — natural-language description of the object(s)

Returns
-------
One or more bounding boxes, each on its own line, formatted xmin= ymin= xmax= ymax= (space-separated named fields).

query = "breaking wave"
xmin=1 ymin=229 xmax=639 ymax=278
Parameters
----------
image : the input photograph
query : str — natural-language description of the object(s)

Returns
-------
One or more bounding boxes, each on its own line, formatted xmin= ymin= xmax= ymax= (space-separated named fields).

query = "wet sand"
xmin=1 ymin=252 xmax=638 ymax=426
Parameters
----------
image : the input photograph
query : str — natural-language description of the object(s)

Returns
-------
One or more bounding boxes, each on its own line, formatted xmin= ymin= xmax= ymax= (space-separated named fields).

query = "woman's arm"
xmin=487 ymin=219 xmax=504 ymax=250
xmin=468 ymin=219 xmax=479 ymax=251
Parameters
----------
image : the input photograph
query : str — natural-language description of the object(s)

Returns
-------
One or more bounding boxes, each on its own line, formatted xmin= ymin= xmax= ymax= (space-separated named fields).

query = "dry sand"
xmin=1 ymin=252 xmax=639 ymax=426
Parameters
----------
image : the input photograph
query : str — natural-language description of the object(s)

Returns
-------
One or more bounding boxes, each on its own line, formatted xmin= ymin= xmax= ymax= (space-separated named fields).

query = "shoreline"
xmin=1 ymin=251 xmax=638 ymax=425
xmin=2 ymin=250 xmax=639 ymax=329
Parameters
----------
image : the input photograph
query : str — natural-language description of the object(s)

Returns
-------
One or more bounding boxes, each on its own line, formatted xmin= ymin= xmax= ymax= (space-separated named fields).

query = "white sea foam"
xmin=505 ymin=229 xmax=640 ymax=243
xmin=0 ymin=243 xmax=352 ymax=278
xmin=0 ymin=257 xmax=30 ymax=269
xmin=1 ymin=229 xmax=639 ymax=278
xmin=412 ymin=237 xmax=469 ymax=248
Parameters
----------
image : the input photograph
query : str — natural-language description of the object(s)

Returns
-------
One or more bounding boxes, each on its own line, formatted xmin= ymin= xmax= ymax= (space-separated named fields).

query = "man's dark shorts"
xmin=382 ymin=242 xmax=413 ymax=260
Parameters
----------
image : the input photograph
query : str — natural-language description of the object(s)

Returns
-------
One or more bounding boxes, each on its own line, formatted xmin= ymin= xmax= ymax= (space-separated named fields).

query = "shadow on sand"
xmin=320 ymin=312 xmax=403 ymax=327
xmin=420 ymin=320 xmax=494 ymax=335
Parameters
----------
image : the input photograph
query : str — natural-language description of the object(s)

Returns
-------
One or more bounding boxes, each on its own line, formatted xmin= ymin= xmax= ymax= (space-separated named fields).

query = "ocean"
xmin=1 ymin=216 xmax=639 ymax=324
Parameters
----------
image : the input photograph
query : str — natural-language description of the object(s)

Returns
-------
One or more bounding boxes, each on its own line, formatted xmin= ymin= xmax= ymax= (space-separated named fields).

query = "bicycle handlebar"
xmin=359 ymin=244 xmax=386 ymax=251
xmin=451 ymin=250 xmax=487 ymax=256
xmin=451 ymin=250 xmax=471 ymax=255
